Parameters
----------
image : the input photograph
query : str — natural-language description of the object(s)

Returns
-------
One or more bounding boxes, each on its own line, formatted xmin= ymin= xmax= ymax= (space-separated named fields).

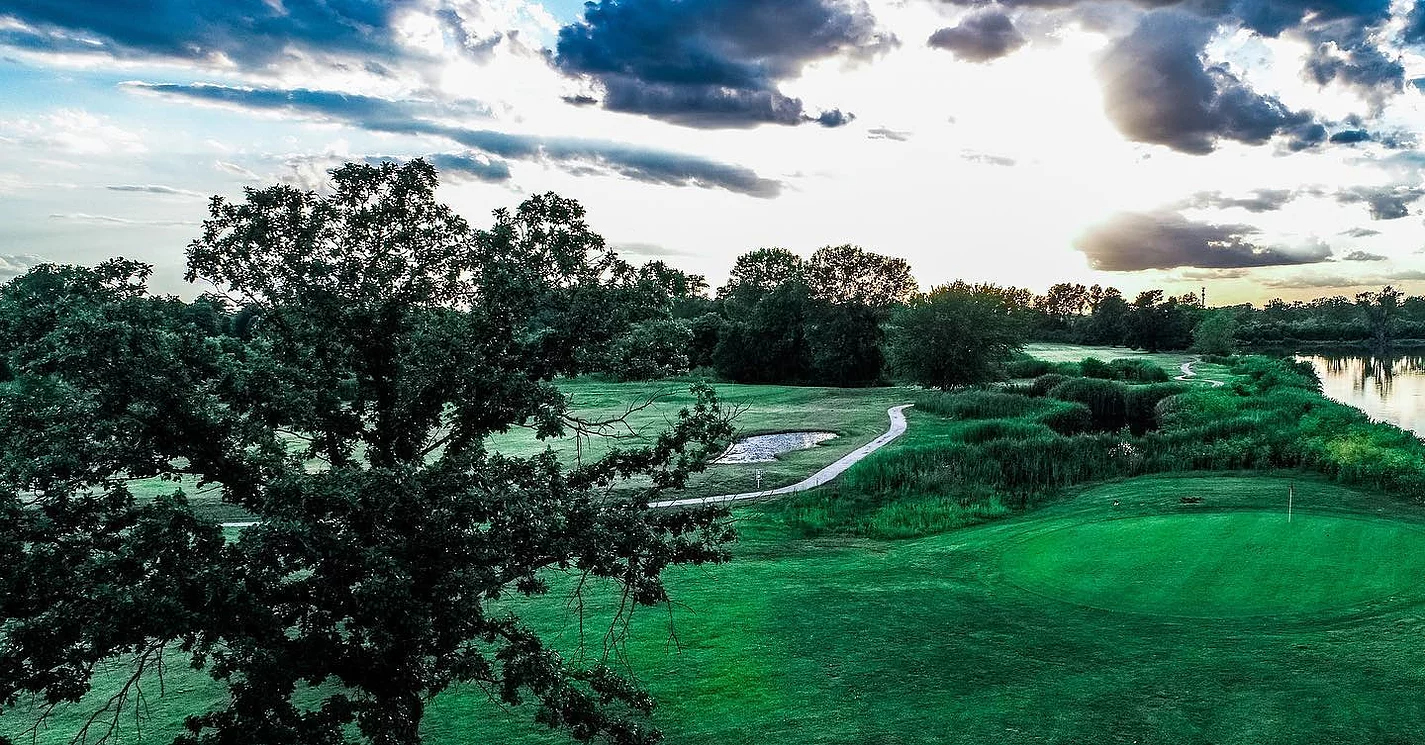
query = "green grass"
xmin=23 ymin=473 xmax=1425 ymax=745
xmin=1024 ymin=342 xmax=1197 ymax=371
xmin=1001 ymin=510 xmax=1425 ymax=618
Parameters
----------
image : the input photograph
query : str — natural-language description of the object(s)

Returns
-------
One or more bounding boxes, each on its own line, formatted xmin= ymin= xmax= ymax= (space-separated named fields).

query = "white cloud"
xmin=0 ymin=109 xmax=146 ymax=155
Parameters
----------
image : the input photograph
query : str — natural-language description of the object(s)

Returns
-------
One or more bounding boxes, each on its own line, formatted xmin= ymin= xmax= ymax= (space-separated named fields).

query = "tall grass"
xmin=774 ymin=354 xmax=1425 ymax=540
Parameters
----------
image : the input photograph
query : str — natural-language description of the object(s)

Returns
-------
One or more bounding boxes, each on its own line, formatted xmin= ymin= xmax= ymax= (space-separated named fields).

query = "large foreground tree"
xmin=0 ymin=161 xmax=735 ymax=745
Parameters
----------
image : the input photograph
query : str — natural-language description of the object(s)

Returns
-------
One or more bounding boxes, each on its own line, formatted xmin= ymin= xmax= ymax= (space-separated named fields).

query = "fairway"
xmin=1000 ymin=511 xmax=1425 ymax=618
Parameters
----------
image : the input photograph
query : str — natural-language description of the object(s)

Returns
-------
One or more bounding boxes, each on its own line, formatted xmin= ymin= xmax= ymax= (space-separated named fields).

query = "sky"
xmin=4 ymin=1 xmax=1425 ymax=304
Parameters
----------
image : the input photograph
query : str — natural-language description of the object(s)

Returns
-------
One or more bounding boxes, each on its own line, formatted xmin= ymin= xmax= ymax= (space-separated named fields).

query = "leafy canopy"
xmin=0 ymin=160 xmax=735 ymax=745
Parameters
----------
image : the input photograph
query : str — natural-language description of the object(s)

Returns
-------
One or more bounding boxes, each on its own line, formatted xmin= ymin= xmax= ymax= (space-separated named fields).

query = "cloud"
xmin=1097 ymin=11 xmax=1323 ymax=154
xmin=1075 ymin=209 xmax=1334 ymax=270
xmin=363 ymin=153 xmax=512 ymax=183
xmin=1260 ymin=269 xmax=1425 ymax=289
xmin=611 ymin=241 xmax=694 ymax=257
xmin=1335 ymin=185 xmax=1425 ymax=219
xmin=1178 ymin=268 xmax=1250 ymax=280
xmin=961 ymin=150 xmax=1016 ymax=166
xmin=127 ymin=83 xmax=782 ymax=198
xmin=1341 ymin=249 xmax=1387 ymax=261
xmin=1342 ymin=227 xmax=1381 ymax=237
xmin=927 ymin=10 xmax=1026 ymax=63
xmin=0 ymin=0 xmax=425 ymax=69
xmin=105 ymin=184 xmax=204 ymax=197
xmin=48 ymin=213 xmax=197 ymax=227
xmin=1329 ymin=129 xmax=1371 ymax=144
xmin=552 ymin=0 xmax=896 ymax=128
xmin=214 ymin=160 xmax=262 ymax=181
xmin=1180 ymin=188 xmax=1297 ymax=212
xmin=867 ymin=127 xmax=910 ymax=141
xmin=0 ymin=109 xmax=144 ymax=155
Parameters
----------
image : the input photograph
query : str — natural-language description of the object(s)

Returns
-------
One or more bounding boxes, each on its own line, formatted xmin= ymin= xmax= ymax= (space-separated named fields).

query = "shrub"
xmin=1080 ymin=357 xmax=1113 ymax=378
xmin=1124 ymin=382 xmax=1189 ymax=433
xmin=1005 ymin=356 xmax=1053 ymax=379
xmin=1038 ymin=401 xmax=1093 ymax=435
xmin=1029 ymin=373 xmax=1071 ymax=397
xmin=1047 ymin=377 xmax=1128 ymax=431
xmin=1109 ymin=358 xmax=1171 ymax=382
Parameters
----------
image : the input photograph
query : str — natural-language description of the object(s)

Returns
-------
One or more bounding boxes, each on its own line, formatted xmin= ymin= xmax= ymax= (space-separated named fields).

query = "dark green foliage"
xmin=1079 ymin=357 xmax=1112 ymax=378
xmin=912 ymin=390 xmax=1055 ymax=420
xmin=1124 ymin=383 xmax=1189 ymax=434
xmin=887 ymin=282 xmax=1027 ymax=389
xmin=1047 ymin=378 xmax=1128 ymax=431
xmin=0 ymin=162 xmax=737 ymax=745
xmin=1004 ymin=356 xmax=1078 ymax=379
xmin=1029 ymin=373 xmax=1072 ymax=397
xmin=604 ymin=318 xmax=693 ymax=381
xmin=958 ymin=419 xmax=1056 ymax=444
xmin=1037 ymin=401 xmax=1093 ymax=435
xmin=1108 ymin=358 xmax=1170 ymax=382
xmin=805 ymin=301 xmax=884 ymax=386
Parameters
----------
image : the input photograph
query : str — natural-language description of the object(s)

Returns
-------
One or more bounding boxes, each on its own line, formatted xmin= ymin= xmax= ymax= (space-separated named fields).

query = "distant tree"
xmin=886 ymin=282 xmax=1028 ymax=389
xmin=804 ymin=244 xmax=917 ymax=307
xmin=716 ymin=247 xmax=805 ymax=308
xmin=1085 ymin=290 xmax=1130 ymax=345
xmin=713 ymin=281 xmax=812 ymax=383
xmin=806 ymin=302 xmax=884 ymax=386
xmin=0 ymin=161 xmax=736 ymax=745
xmin=1191 ymin=310 xmax=1238 ymax=356
xmin=605 ymin=318 xmax=694 ymax=380
xmin=1357 ymin=285 xmax=1404 ymax=349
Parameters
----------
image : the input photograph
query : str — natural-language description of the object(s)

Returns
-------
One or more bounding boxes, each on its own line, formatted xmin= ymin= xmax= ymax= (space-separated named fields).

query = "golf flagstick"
xmin=1288 ymin=482 xmax=1294 ymax=522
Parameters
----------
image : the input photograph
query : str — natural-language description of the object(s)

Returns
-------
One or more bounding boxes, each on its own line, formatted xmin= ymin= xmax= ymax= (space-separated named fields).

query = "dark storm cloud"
xmin=927 ymin=10 xmax=1027 ymax=62
xmin=552 ymin=0 xmax=895 ymax=128
xmin=1341 ymin=249 xmax=1387 ymax=260
xmin=363 ymin=154 xmax=513 ymax=184
xmin=1335 ymin=185 xmax=1425 ymax=219
xmin=0 ymin=0 xmax=422 ymax=67
xmin=1181 ymin=188 xmax=1298 ymax=212
xmin=1329 ymin=129 xmax=1372 ymax=143
xmin=1097 ymin=11 xmax=1323 ymax=154
xmin=125 ymin=83 xmax=782 ymax=198
xmin=1074 ymin=209 xmax=1333 ymax=270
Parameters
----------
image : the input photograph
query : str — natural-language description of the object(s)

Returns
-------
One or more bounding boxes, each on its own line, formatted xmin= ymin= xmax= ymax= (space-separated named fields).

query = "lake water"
xmin=1298 ymin=354 xmax=1425 ymax=438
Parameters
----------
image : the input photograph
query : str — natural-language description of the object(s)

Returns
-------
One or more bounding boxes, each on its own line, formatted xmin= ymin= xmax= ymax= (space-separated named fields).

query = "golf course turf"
xmin=1000 ymin=510 xmax=1425 ymax=619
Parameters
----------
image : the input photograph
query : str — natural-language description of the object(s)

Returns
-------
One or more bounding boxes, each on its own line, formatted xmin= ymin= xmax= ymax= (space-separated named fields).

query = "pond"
xmin=1297 ymin=354 xmax=1425 ymax=438
xmin=715 ymin=431 xmax=838 ymax=464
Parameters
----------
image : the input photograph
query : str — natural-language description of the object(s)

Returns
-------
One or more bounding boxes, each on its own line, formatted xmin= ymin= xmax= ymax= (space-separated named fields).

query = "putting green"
xmin=1000 ymin=510 xmax=1425 ymax=618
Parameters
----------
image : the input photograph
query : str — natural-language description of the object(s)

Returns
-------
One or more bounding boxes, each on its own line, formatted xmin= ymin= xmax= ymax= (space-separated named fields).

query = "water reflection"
xmin=1300 ymin=353 xmax=1425 ymax=438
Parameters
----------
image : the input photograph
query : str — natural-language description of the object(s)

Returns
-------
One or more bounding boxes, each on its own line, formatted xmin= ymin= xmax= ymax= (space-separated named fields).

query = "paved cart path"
xmin=1175 ymin=358 xmax=1225 ymax=388
xmin=649 ymin=404 xmax=914 ymax=509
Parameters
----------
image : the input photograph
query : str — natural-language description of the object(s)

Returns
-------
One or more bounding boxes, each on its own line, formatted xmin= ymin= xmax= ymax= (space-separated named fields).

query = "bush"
xmin=1029 ymin=373 xmax=1071 ymax=397
xmin=1109 ymin=358 xmax=1171 ymax=382
xmin=1047 ymin=377 xmax=1128 ymax=431
xmin=1080 ymin=357 xmax=1113 ymax=378
xmin=1124 ymin=383 xmax=1189 ymax=433
xmin=1005 ymin=356 xmax=1054 ymax=379
xmin=1038 ymin=401 xmax=1093 ymax=435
